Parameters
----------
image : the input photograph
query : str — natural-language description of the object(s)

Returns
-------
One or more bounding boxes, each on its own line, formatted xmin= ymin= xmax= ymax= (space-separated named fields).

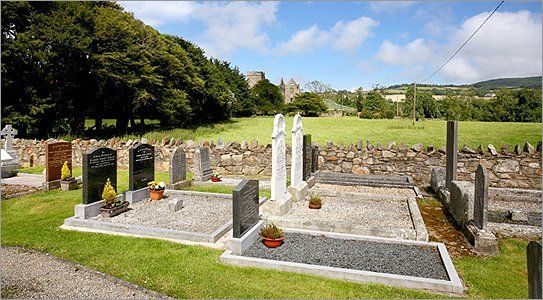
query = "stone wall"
xmin=7 ymin=138 xmax=541 ymax=189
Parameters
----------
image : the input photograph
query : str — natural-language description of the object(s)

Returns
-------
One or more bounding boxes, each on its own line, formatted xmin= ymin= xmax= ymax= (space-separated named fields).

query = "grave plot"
xmin=222 ymin=226 xmax=463 ymax=295
xmin=64 ymin=190 xmax=238 ymax=243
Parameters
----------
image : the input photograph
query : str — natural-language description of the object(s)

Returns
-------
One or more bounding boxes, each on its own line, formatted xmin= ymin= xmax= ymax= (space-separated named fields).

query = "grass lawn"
xmin=2 ymin=171 xmax=531 ymax=298
xmin=116 ymin=117 xmax=540 ymax=149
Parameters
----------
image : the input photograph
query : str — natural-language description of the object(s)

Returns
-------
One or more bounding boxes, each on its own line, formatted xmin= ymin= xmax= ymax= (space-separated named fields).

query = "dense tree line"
xmin=2 ymin=2 xmax=250 ymax=138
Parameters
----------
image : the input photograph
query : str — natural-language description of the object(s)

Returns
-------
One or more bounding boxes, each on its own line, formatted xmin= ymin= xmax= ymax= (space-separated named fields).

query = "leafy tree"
xmin=286 ymin=92 xmax=327 ymax=117
xmin=304 ymin=80 xmax=331 ymax=94
xmin=358 ymin=90 xmax=394 ymax=119
xmin=249 ymin=79 xmax=284 ymax=115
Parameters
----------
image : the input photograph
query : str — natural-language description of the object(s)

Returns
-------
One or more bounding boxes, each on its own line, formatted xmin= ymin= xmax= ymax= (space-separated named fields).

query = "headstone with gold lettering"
xmin=43 ymin=141 xmax=72 ymax=190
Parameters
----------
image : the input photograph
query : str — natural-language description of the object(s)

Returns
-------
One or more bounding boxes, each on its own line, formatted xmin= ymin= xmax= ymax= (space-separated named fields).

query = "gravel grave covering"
xmin=1 ymin=184 xmax=41 ymax=199
xmin=284 ymin=195 xmax=414 ymax=229
xmin=314 ymin=183 xmax=415 ymax=197
xmin=1 ymin=247 xmax=170 ymax=299
xmin=243 ymin=232 xmax=449 ymax=280
xmin=95 ymin=193 xmax=231 ymax=234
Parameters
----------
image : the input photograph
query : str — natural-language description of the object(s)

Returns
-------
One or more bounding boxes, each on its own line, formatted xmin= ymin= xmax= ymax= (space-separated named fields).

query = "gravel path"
xmin=243 ymin=232 xmax=449 ymax=280
xmin=285 ymin=195 xmax=414 ymax=229
xmin=95 ymin=193 xmax=231 ymax=233
xmin=1 ymin=247 xmax=171 ymax=299
xmin=313 ymin=183 xmax=415 ymax=197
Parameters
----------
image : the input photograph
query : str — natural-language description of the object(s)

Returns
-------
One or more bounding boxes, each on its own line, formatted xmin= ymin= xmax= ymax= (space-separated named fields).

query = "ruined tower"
xmin=279 ymin=78 xmax=300 ymax=104
xmin=246 ymin=71 xmax=265 ymax=88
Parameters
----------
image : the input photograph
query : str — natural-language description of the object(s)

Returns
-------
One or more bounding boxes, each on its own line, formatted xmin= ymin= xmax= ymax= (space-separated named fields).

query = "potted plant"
xmin=60 ymin=161 xmax=77 ymax=191
xmin=100 ymin=178 xmax=129 ymax=217
xmin=308 ymin=194 xmax=322 ymax=209
xmin=211 ymin=172 xmax=222 ymax=182
xmin=148 ymin=181 xmax=166 ymax=200
xmin=260 ymin=223 xmax=285 ymax=248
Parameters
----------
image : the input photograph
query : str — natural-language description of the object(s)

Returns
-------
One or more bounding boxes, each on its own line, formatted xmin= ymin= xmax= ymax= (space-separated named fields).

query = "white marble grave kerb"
xmin=271 ymin=114 xmax=287 ymax=201
xmin=290 ymin=114 xmax=303 ymax=188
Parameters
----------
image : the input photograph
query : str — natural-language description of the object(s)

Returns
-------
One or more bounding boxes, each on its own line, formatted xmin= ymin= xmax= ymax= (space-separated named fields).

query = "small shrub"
xmin=309 ymin=194 xmax=322 ymax=206
xmin=102 ymin=178 xmax=117 ymax=207
xmin=60 ymin=161 xmax=71 ymax=180
xmin=260 ymin=223 xmax=284 ymax=239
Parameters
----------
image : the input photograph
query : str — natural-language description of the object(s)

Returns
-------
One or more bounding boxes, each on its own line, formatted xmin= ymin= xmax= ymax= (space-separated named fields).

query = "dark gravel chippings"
xmin=243 ymin=232 xmax=450 ymax=280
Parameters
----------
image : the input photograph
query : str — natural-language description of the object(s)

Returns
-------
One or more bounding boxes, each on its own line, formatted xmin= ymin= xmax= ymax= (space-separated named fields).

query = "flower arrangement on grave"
xmin=308 ymin=194 xmax=322 ymax=209
xmin=61 ymin=161 xmax=71 ymax=181
xmin=100 ymin=178 xmax=129 ymax=217
xmin=60 ymin=161 xmax=77 ymax=191
xmin=211 ymin=172 xmax=222 ymax=182
xmin=260 ymin=223 xmax=285 ymax=248
xmin=148 ymin=181 xmax=166 ymax=200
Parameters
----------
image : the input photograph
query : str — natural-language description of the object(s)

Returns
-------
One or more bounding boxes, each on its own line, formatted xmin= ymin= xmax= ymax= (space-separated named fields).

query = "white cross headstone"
xmin=1 ymin=125 xmax=17 ymax=152
xmin=290 ymin=114 xmax=303 ymax=188
xmin=271 ymin=114 xmax=287 ymax=201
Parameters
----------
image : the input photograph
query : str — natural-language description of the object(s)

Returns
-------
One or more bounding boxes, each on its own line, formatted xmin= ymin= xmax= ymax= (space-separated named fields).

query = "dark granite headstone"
xmin=232 ymin=179 xmax=259 ymax=238
xmin=311 ymin=144 xmax=319 ymax=173
xmin=527 ymin=240 xmax=542 ymax=299
xmin=170 ymin=147 xmax=186 ymax=184
xmin=129 ymin=143 xmax=155 ymax=191
xmin=82 ymin=147 xmax=117 ymax=204
xmin=445 ymin=120 xmax=458 ymax=190
xmin=45 ymin=142 xmax=72 ymax=182
xmin=302 ymin=134 xmax=312 ymax=180
xmin=473 ymin=165 xmax=488 ymax=230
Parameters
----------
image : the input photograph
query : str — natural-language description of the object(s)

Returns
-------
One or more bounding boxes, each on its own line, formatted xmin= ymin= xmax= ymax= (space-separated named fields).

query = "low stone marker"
xmin=302 ymin=134 xmax=312 ymax=181
xmin=82 ymin=147 xmax=117 ymax=204
xmin=445 ymin=120 xmax=458 ymax=190
xmin=169 ymin=197 xmax=183 ymax=212
xmin=43 ymin=141 xmax=72 ymax=190
xmin=193 ymin=147 xmax=212 ymax=182
xmin=125 ymin=143 xmax=154 ymax=203
xmin=527 ymin=240 xmax=542 ymax=299
xmin=168 ymin=148 xmax=190 ymax=189
xmin=232 ymin=179 xmax=259 ymax=238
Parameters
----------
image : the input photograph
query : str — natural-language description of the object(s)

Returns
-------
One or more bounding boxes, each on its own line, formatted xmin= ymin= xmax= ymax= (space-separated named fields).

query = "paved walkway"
xmin=1 ymin=247 xmax=171 ymax=299
xmin=1 ymin=173 xmax=44 ymax=188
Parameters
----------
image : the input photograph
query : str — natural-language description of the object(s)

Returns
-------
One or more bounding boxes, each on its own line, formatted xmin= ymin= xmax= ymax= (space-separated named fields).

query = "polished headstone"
xmin=129 ymin=143 xmax=155 ymax=191
xmin=83 ymin=147 xmax=117 ymax=204
xmin=45 ymin=141 xmax=72 ymax=182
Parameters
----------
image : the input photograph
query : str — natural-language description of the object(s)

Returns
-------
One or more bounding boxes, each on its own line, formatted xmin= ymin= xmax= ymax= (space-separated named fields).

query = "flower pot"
xmin=308 ymin=203 xmax=321 ymax=209
xmin=211 ymin=177 xmax=222 ymax=182
xmin=262 ymin=237 xmax=284 ymax=248
xmin=150 ymin=189 xmax=165 ymax=201
xmin=100 ymin=201 xmax=129 ymax=217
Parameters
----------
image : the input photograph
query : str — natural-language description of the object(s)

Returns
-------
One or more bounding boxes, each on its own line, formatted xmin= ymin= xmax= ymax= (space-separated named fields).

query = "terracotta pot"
xmin=149 ymin=189 xmax=164 ymax=200
xmin=211 ymin=177 xmax=222 ymax=182
xmin=262 ymin=237 xmax=284 ymax=248
xmin=309 ymin=203 xmax=321 ymax=209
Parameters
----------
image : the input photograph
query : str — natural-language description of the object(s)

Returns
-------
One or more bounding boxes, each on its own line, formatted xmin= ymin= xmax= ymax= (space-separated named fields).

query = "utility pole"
xmin=413 ymin=82 xmax=417 ymax=126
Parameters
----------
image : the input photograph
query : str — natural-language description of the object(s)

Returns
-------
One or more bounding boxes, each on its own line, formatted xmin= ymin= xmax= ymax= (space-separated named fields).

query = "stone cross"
xmin=445 ymin=120 xmax=458 ymax=190
xmin=473 ymin=164 xmax=488 ymax=230
xmin=270 ymin=114 xmax=287 ymax=201
xmin=527 ymin=241 xmax=542 ymax=299
xmin=1 ymin=125 xmax=17 ymax=151
xmin=290 ymin=113 xmax=303 ymax=188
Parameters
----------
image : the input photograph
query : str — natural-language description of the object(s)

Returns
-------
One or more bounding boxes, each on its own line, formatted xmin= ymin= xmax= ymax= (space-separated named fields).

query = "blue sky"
xmin=120 ymin=1 xmax=542 ymax=91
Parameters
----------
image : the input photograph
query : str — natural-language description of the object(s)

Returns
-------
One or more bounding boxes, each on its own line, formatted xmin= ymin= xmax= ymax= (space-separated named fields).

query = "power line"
xmin=419 ymin=1 xmax=504 ymax=83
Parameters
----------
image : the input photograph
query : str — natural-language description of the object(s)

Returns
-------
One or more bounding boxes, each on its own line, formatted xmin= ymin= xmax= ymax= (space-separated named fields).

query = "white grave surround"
xmin=287 ymin=114 xmax=308 ymax=202
xmin=1 ymin=148 xmax=18 ymax=178
xmin=262 ymin=114 xmax=292 ymax=215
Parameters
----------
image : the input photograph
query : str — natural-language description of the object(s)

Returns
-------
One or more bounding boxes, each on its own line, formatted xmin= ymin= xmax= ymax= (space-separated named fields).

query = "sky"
xmin=119 ymin=1 xmax=542 ymax=91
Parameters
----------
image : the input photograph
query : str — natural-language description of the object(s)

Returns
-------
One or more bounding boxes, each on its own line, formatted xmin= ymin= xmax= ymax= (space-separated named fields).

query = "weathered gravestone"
xmin=193 ymin=146 xmax=212 ymax=181
xmin=473 ymin=165 xmax=488 ymax=230
xmin=125 ymin=143 xmax=154 ymax=203
xmin=82 ymin=147 xmax=117 ymax=204
xmin=1 ymin=124 xmax=18 ymax=158
xmin=232 ymin=179 xmax=260 ymax=238
xmin=168 ymin=147 xmax=189 ymax=189
xmin=1 ymin=125 xmax=19 ymax=178
xmin=302 ymin=134 xmax=312 ymax=181
xmin=290 ymin=114 xmax=303 ymax=188
xmin=44 ymin=141 xmax=72 ymax=190
xmin=445 ymin=120 xmax=458 ymax=190
xmin=311 ymin=144 xmax=319 ymax=173
xmin=527 ymin=240 xmax=542 ymax=299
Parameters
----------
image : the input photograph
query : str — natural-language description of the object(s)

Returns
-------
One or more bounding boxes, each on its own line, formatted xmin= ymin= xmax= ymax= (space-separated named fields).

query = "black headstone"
xmin=170 ymin=147 xmax=186 ymax=184
xmin=446 ymin=120 xmax=458 ymax=190
xmin=311 ymin=144 xmax=319 ymax=172
xmin=527 ymin=241 xmax=542 ymax=299
xmin=82 ymin=147 xmax=117 ymax=204
xmin=129 ymin=143 xmax=155 ymax=191
xmin=232 ymin=179 xmax=259 ymax=238
xmin=302 ymin=134 xmax=312 ymax=180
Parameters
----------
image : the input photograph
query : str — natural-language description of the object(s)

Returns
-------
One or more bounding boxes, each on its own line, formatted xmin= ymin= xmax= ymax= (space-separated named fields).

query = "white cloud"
xmin=276 ymin=16 xmax=377 ymax=55
xmin=120 ymin=1 xmax=278 ymax=57
xmin=375 ymin=10 xmax=542 ymax=83
xmin=369 ymin=1 xmax=416 ymax=13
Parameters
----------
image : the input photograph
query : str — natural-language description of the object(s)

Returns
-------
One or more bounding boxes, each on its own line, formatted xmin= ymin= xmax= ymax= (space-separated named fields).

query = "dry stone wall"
xmin=6 ymin=138 xmax=541 ymax=189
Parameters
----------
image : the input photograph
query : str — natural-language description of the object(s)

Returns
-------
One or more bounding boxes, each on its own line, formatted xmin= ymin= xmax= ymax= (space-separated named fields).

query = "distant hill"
xmin=472 ymin=76 xmax=542 ymax=89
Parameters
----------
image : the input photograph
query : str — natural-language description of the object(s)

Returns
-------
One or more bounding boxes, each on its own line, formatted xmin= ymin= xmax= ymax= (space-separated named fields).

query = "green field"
xmin=1 ymin=170 xmax=531 ymax=298
xmin=116 ymin=117 xmax=540 ymax=149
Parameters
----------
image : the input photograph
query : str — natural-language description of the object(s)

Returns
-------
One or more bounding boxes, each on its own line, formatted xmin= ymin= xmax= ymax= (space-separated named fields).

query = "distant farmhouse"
xmin=246 ymin=71 xmax=301 ymax=103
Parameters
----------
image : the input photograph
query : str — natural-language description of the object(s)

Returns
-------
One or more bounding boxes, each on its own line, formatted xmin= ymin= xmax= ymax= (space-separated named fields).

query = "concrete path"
xmin=199 ymin=177 xmax=271 ymax=188
xmin=1 ymin=173 xmax=43 ymax=188
xmin=1 ymin=247 xmax=172 ymax=299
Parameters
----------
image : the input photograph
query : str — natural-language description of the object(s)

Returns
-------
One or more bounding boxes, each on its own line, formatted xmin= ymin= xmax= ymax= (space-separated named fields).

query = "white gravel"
xmin=95 ymin=193 xmax=231 ymax=234
xmin=313 ymin=183 xmax=416 ymax=197
xmin=1 ymin=247 xmax=171 ymax=299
